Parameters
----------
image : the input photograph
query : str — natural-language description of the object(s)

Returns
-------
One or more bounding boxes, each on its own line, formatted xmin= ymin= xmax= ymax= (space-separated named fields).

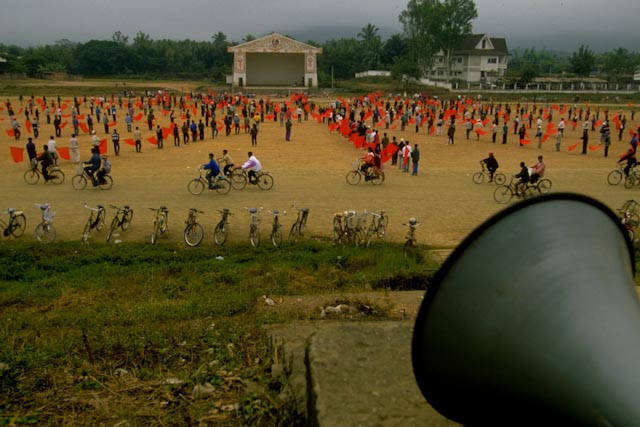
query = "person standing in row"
xmin=285 ymin=119 xmax=292 ymax=141
xmin=69 ymin=133 xmax=80 ymax=164
xmin=111 ymin=129 xmax=120 ymax=156
xmin=134 ymin=127 xmax=142 ymax=153
xmin=411 ymin=144 xmax=420 ymax=176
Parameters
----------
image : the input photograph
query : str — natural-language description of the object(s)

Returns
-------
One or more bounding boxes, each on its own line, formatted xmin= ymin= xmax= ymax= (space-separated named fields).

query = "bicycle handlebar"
xmin=268 ymin=209 xmax=286 ymax=216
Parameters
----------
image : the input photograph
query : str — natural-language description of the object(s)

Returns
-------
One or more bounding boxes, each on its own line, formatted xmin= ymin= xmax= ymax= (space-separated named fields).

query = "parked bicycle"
xmin=332 ymin=210 xmax=366 ymax=246
xmin=607 ymin=164 xmax=626 ymax=185
xmin=493 ymin=178 xmax=540 ymax=204
xmin=231 ymin=169 xmax=274 ymax=191
xmin=184 ymin=208 xmax=204 ymax=247
xmin=472 ymin=162 xmax=506 ymax=185
xmin=72 ymin=166 xmax=113 ymax=190
xmin=364 ymin=210 xmax=388 ymax=247
xmin=106 ymin=204 xmax=134 ymax=242
xmin=187 ymin=166 xmax=231 ymax=195
xmin=34 ymin=203 xmax=56 ymax=243
xmin=213 ymin=208 xmax=232 ymax=246
xmin=81 ymin=203 xmax=106 ymax=242
xmin=346 ymin=158 xmax=385 ymax=185
xmin=403 ymin=217 xmax=420 ymax=260
xmin=149 ymin=205 xmax=169 ymax=245
xmin=24 ymin=161 xmax=65 ymax=185
xmin=268 ymin=209 xmax=285 ymax=248
xmin=619 ymin=209 xmax=639 ymax=242
xmin=245 ymin=207 xmax=263 ymax=248
xmin=0 ymin=208 xmax=26 ymax=239
xmin=288 ymin=206 xmax=309 ymax=243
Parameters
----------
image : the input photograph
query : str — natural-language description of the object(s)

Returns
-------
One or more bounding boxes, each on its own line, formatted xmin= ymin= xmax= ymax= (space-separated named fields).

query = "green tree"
xmin=400 ymin=0 xmax=477 ymax=81
xmin=112 ymin=31 xmax=129 ymax=45
xmin=602 ymin=48 xmax=639 ymax=83
xmin=357 ymin=23 xmax=382 ymax=70
xmin=317 ymin=38 xmax=360 ymax=80
xmin=569 ymin=45 xmax=596 ymax=78
xmin=381 ymin=33 xmax=409 ymax=68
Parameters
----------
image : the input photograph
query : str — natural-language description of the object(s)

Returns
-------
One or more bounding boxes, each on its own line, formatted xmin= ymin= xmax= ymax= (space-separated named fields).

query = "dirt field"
xmin=1 ymin=92 xmax=638 ymax=248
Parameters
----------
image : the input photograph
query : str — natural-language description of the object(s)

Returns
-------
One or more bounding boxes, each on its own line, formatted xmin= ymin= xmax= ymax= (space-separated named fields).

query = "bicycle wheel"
xmin=48 ymin=169 xmax=65 ymax=184
xmin=249 ymin=225 xmax=260 ymax=248
xmin=376 ymin=216 xmax=389 ymax=238
xmin=365 ymin=225 xmax=376 ymax=247
xmin=370 ymin=172 xmax=384 ymax=185
xmin=82 ymin=220 xmax=92 ymax=242
xmin=99 ymin=175 xmax=113 ymax=190
xmin=106 ymin=217 xmax=119 ymax=242
xmin=231 ymin=171 xmax=247 ymax=190
xmin=184 ymin=223 xmax=204 ymax=246
xmin=121 ymin=210 xmax=133 ymax=230
xmin=188 ymin=178 xmax=205 ymax=195
xmin=35 ymin=223 xmax=56 ymax=243
xmin=150 ymin=220 xmax=159 ymax=245
xmin=271 ymin=226 xmax=283 ymax=248
xmin=10 ymin=214 xmax=26 ymax=238
xmin=628 ymin=212 xmax=640 ymax=228
xmin=72 ymin=174 xmax=87 ymax=190
xmin=537 ymin=178 xmax=552 ymax=194
xmin=95 ymin=210 xmax=106 ymax=231
xmin=493 ymin=185 xmax=513 ymax=204
xmin=494 ymin=173 xmax=507 ymax=185
xmin=257 ymin=173 xmax=274 ymax=190
xmin=332 ymin=219 xmax=343 ymax=244
xmin=346 ymin=170 xmax=361 ymax=185
xmin=624 ymin=176 xmax=635 ymax=189
xmin=160 ymin=213 xmax=168 ymax=233
xmin=472 ymin=172 xmax=485 ymax=184
xmin=288 ymin=223 xmax=300 ymax=243
xmin=213 ymin=222 xmax=228 ymax=245
xmin=215 ymin=177 xmax=232 ymax=195
xmin=608 ymin=169 xmax=623 ymax=185
xmin=628 ymin=228 xmax=636 ymax=243
xmin=24 ymin=169 xmax=39 ymax=185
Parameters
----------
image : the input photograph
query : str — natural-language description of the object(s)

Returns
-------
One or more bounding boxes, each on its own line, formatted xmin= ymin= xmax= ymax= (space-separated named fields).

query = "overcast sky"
xmin=1 ymin=0 xmax=638 ymax=52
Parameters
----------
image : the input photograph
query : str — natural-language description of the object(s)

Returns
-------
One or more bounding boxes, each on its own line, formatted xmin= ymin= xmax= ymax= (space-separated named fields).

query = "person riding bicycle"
xmin=202 ymin=153 xmax=221 ymax=189
xmin=83 ymin=147 xmax=101 ymax=184
xmin=618 ymin=148 xmax=638 ymax=177
xmin=514 ymin=161 xmax=530 ymax=196
xmin=238 ymin=151 xmax=262 ymax=184
xmin=529 ymin=155 xmax=546 ymax=184
xmin=96 ymin=154 xmax=112 ymax=185
xmin=36 ymin=145 xmax=54 ymax=181
xmin=217 ymin=149 xmax=234 ymax=176
xmin=481 ymin=152 xmax=499 ymax=182
xmin=361 ymin=147 xmax=376 ymax=180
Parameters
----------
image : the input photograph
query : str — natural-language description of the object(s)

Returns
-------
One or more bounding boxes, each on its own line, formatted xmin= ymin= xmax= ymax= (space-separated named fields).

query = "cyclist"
xmin=361 ymin=147 xmax=376 ymax=180
xmin=481 ymin=152 xmax=499 ymax=182
xmin=202 ymin=153 xmax=221 ymax=189
xmin=514 ymin=161 xmax=530 ymax=196
xmin=83 ymin=147 xmax=102 ymax=184
xmin=618 ymin=148 xmax=637 ymax=177
xmin=529 ymin=155 xmax=546 ymax=184
xmin=217 ymin=149 xmax=234 ymax=176
xmin=96 ymin=154 xmax=112 ymax=184
xmin=238 ymin=151 xmax=262 ymax=184
xmin=36 ymin=144 xmax=54 ymax=181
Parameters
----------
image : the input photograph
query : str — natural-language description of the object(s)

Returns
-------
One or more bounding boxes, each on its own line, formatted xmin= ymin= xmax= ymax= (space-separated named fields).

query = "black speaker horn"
xmin=412 ymin=193 xmax=639 ymax=426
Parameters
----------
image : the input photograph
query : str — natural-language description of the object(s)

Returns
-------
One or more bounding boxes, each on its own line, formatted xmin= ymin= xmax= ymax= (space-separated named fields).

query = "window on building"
xmin=456 ymin=57 xmax=463 ymax=64
xmin=437 ymin=70 xmax=444 ymax=76
xmin=488 ymin=57 xmax=497 ymax=64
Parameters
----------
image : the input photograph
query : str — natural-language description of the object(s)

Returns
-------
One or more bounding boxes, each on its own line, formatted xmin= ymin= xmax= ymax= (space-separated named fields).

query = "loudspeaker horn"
xmin=412 ymin=193 xmax=639 ymax=426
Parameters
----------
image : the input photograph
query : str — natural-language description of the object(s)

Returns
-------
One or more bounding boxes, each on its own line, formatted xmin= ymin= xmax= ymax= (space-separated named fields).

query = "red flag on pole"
xmin=5 ymin=129 xmax=15 ymax=137
xmin=78 ymin=123 xmax=89 ymax=134
xmin=146 ymin=136 xmax=157 ymax=145
xmin=568 ymin=143 xmax=578 ymax=151
xmin=99 ymin=139 xmax=107 ymax=154
xmin=9 ymin=146 xmax=23 ymax=163
xmin=25 ymin=120 xmax=32 ymax=133
xmin=58 ymin=146 xmax=70 ymax=160
xmin=588 ymin=145 xmax=601 ymax=151
xmin=124 ymin=138 xmax=136 ymax=146
xmin=520 ymin=139 xmax=531 ymax=145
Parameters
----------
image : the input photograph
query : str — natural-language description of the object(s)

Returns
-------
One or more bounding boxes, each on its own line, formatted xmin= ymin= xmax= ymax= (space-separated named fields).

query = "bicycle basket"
xmin=44 ymin=209 xmax=56 ymax=222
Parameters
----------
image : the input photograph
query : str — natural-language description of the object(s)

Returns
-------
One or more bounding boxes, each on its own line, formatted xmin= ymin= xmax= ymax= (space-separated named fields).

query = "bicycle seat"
xmin=123 ymin=205 xmax=130 ymax=209
xmin=409 ymin=218 xmax=418 ymax=225
xmin=160 ymin=205 xmax=167 ymax=210
xmin=301 ymin=208 xmax=309 ymax=213
xmin=249 ymin=208 xmax=258 ymax=214
xmin=97 ymin=205 xmax=104 ymax=209
xmin=272 ymin=209 xmax=279 ymax=215
xmin=7 ymin=208 xmax=15 ymax=214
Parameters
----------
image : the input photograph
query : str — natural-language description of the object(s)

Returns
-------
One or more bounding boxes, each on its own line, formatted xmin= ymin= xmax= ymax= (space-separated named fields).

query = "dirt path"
xmin=1 ymin=93 xmax=637 ymax=247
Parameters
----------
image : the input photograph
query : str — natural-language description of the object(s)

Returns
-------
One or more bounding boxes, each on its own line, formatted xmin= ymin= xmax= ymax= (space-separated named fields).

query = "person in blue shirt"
xmin=83 ymin=147 xmax=102 ymax=184
xmin=203 ymin=153 xmax=220 ymax=189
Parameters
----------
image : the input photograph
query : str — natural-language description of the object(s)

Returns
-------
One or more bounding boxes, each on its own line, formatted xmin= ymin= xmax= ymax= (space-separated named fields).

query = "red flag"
xmin=9 ymin=146 xmax=23 ymax=163
xmin=353 ymin=135 xmax=365 ymax=148
xmin=5 ymin=129 xmax=14 ymax=137
xmin=108 ymin=122 xmax=117 ymax=127
xmin=162 ymin=127 xmax=171 ymax=139
xmin=78 ymin=123 xmax=89 ymax=134
xmin=541 ymin=135 xmax=550 ymax=143
xmin=133 ymin=112 xmax=143 ymax=121
xmin=595 ymin=119 xmax=603 ymax=128
xmin=58 ymin=146 xmax=70 ymax=160
xmin=568 ymin=143 xmax=578 ymax=151
xmin=589 ymin=145 xmax=601 ymax=151
xmin=59 ymin=121 xmax=68 ymax=129
xmin=146 ymin=136 xmax=157 ymax=145
xmin=124 ymin=138 xmax=136 ymax=146
xmin=380 ymin=143 xmax=399 ymax=163
xmin=25 ymin=120 xmax=32 ymax=133
xmin=474 ymin=129 xmax=488 ymax=136
xmin=99 ymin=139 xmax=107 ymax=154
xmin=520 ymin=139 xmax=531 ymax=145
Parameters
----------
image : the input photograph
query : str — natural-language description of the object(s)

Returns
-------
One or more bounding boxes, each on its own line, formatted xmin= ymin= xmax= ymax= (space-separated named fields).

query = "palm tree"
xmin=358 ymin=23 xmax=382 ymax=71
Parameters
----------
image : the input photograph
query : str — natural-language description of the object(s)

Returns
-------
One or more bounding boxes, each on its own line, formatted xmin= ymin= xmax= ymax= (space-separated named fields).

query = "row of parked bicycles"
xmin=24 ymin=162 xmax=114 ymax=190
xmin=0 ymin=203 xmax=56 ymax=243
xmin=473 ymin=163 xmax=553 ymax=204
xmin=187 ymin=167 xmax=274 ymax=195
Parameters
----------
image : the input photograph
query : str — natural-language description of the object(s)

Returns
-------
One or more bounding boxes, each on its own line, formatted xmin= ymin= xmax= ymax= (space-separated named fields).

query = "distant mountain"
xmin=285 ymin=25 xmax=401 ymax=44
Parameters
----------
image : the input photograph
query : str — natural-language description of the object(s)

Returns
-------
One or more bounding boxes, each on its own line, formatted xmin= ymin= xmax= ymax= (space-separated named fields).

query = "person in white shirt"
xmin=238 ymin=151 xmax=262 ymax=184
xmin=47 ymin=136 xmax=58 ymax=165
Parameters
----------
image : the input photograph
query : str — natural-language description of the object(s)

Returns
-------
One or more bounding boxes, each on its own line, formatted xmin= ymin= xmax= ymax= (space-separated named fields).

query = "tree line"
xmin=0 ymin=0 xmax=637 ymax=86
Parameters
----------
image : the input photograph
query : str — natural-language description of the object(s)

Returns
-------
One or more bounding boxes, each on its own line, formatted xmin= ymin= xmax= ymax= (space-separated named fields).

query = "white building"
xmin=428 ymin=34 xmax=508 ymax=83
